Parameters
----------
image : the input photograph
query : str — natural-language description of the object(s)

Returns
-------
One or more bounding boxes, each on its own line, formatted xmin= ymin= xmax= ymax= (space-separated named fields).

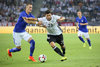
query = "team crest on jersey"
xmin=81 ymin=20 xmax=83 ymax=22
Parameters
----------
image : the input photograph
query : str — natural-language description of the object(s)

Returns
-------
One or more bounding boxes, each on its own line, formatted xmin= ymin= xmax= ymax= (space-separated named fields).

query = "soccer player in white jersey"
xmin=23 ymin=10 xmax=67 ymax=61
xmin=75 ymin=11 xmax=92 ymax=49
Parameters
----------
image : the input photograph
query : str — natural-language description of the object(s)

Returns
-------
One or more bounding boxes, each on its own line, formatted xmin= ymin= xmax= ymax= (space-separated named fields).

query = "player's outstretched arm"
xmin=36 ymin=21 xmax=46 ymax=28
xmin=80 ymin=23 xmax=88 ymax=25
xmin=37 ymin=24 xmax=47 ymax=28
xmin=23 ymin=17 xmax=36 ymax=24
xmin=57 ymin=17 xmax=65 ymax=22
xmin=23 ymin=17 xmax=39 ymax=24
xmin=27 ymin=17 xmax=38 ymax=21
xmin=23 ymin=17 xmax=38 ymax=21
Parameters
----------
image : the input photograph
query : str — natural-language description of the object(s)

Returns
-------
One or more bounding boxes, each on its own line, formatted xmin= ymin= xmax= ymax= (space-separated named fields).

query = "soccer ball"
xmin=39 ymin=54 xmax=47 ymax=63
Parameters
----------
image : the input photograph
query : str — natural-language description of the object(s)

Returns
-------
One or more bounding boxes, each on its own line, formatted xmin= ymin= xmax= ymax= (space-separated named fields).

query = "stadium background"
xmin=0 ymin=0 xmax=100 ymax=67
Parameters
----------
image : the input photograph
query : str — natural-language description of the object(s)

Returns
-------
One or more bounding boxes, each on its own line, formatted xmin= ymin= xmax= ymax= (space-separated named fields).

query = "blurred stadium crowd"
xmin=0 ymin=0 xmax=34 ymax=26
xmin=0 ymin=0 xmax=100 ymax=26
xmin=39 ymin=0 xmax=100 ymax=22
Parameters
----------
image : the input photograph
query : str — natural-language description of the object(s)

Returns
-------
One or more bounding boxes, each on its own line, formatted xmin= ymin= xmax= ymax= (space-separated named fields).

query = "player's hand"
xmin=77 ymin=26 xmax=79 ymax=29
xmin=76 ymin=26 xmax=79 ymax=30
xmin=57 ymin=17 xmax=65 ymax=22
xmin=80 ymin=23 xmax=84 ymax=25
xmin=38 ymin=21 xmax=43 ymax=25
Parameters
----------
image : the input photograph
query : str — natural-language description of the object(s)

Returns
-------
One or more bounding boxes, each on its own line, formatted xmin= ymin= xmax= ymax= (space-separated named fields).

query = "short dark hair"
xmin=45 ymin=10 xmax=51 ymax=15
xmin=26 ymin=2 xmax=32 ymax=6
xmin=77 ymin=10 xmax=82 ymax=12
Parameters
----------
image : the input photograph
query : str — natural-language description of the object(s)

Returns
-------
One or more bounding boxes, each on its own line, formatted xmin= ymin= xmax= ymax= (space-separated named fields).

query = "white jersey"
xmin=38 ymin=15 xmax=62 ymax=35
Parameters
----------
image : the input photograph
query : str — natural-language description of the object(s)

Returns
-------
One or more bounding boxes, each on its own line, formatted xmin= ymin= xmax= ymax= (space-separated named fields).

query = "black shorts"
xmin=47 ymin=34 xmax=64 ymax=46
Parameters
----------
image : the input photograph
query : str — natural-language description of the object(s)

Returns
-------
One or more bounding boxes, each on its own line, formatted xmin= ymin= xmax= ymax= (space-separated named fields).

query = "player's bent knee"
xmin=50 ymin=42 xmax=55 ymax=48
xmin=16 ymin=46 xmax=21 ymax=51
xmin=78 ymin=36 xmax=81 ymax=37
xmin=28 ymin=37 xmax=33 ymax=43
xmin=51 ymin=45 xmax=55 ymax=48
xmin=16 ymin=46 xmax=21 ymax=49
xmin=86 ymin=38 xmax=89 ymax=40
xmin=61 ymin=45 xmax=65 ymax=48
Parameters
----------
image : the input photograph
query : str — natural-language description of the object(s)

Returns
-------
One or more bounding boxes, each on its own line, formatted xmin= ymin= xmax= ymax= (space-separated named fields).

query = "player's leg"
xmin=50 ymin=41 xmax=64 ymax=57
xmin=78 ymin=31 xmax=86 ymax=47
xmin=56 ymin=34 xmax=67 ymax=61
xmin=60 ymin=45 xmax=67 ymax=61
xmin=78 ymin=31 xmax=85 ymax=43
xmin=47 ymin=35 xmax=64 ymax=57
xmin=61 ymin=45 xmax=65 ymax=56
xmin=78 ymin=36 xmax=85 ymax=43
xmin=86 ymin=38 xmax=92 ymax=49
xmin=23 ymin=32 xmax=36 ymax=62
xmin=84 ymin=33 xmax=92 ymax=49
xmin=7 ymin=32 xmax=22 ymax=57
xmin=28 ymin=37 xmax=36 ymax=62
xmin=57 ymin=34 xmax=66 ymax=55
xmin=7 ymin=46 xmax=21 ymax=57
xmin=8 ymin=46 xmax=21 ymax=52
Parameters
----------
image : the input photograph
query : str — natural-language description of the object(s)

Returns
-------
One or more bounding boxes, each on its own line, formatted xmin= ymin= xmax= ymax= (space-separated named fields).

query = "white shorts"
xmin=13 ymin=31 xmax=32 ymax=46
xmin=78 ymin=30 xmax=89 ymax=38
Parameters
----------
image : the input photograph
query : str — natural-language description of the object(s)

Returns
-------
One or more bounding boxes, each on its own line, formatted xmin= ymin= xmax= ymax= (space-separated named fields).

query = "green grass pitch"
xmin=0 ymin=33 xmax=100 ymax=67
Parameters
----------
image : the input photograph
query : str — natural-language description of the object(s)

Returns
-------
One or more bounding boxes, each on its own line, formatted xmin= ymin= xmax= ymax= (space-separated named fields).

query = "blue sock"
xmin=30 ymin=40 xmax=35 ymax=56
xmin=9 ymin=48 xmax=21 ymax=52
xmin=78 ymin=36 xmax=85 ymax=43
xmin=87 ymin=39 xmax=91 ymax=46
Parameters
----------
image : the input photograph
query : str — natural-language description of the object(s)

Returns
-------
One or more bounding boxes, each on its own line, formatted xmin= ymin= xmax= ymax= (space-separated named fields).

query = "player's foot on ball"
xmin=89 ymin=46 xmax=92 ymax=50
xmin=28 ymin=56 xmax=37 ymax=62
xmin=61 ymin=57 xmax=67 ymax=61
xmin=83 ymin=43 xmax=86 ymax=47
xmin=7 ymin=49 xmax=12 ymax=57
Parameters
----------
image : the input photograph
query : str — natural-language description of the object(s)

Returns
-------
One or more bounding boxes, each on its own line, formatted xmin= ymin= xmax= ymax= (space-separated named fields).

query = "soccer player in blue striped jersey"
xmin=7 ymin=3 xmax=38 ymax=62
xmin=75 ymin=11 xmax=92 ymax=49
